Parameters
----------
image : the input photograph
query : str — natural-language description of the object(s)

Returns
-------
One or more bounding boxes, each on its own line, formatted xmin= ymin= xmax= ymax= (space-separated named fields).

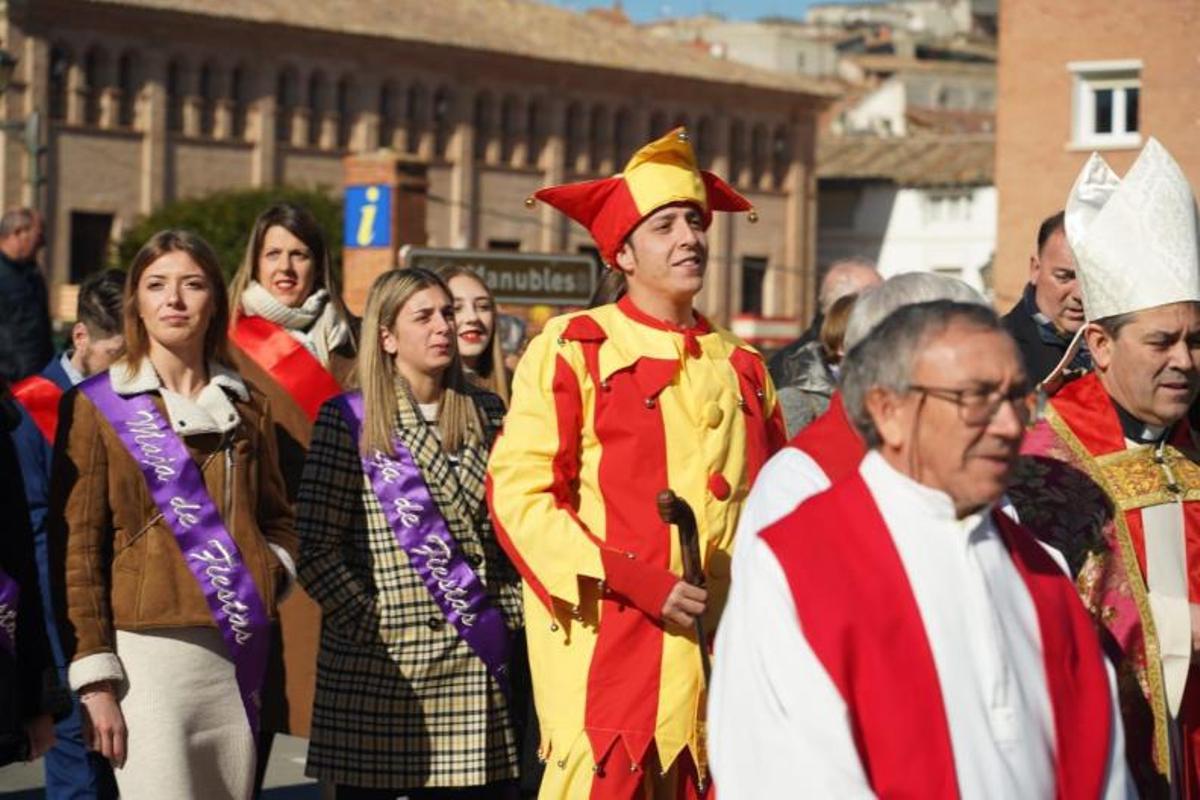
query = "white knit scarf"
xmin=240 ymin=281 xmax=351 ymax=365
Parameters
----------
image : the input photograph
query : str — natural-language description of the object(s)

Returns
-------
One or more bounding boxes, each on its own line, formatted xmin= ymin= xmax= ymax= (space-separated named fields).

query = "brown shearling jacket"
xmin=49 ymin=363 xmax=297 ymax=685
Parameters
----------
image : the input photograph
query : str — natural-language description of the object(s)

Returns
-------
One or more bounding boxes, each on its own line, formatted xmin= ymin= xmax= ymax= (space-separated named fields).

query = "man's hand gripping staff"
xmin=656 ymin=489 xmax=711 ymax=683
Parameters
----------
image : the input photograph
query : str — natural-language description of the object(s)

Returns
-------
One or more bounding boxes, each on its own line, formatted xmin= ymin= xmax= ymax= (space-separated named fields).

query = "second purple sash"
xmin=333 ymin=392 xmax=511 ymax=691
xmin=0 ymin=567 xmax=18 ymax=657
xmin=80 ymin=373 xmax=270 ymax=733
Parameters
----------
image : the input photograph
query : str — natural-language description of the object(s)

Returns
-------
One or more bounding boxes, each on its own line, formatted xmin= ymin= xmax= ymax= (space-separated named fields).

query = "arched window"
xmin=276 ymin=68 xmax=297 ymax=143
xmin=771 ymin=125 xmax=790 ymax=188
xmin=750 ymin=124 xmax=768 ymax=186
xmin=612 ymin=107 xmax=633 ymax=167
xmin=198 ymin=62 xmax=215 ymax=137
xmin=116 ymin=51 xmax=136 ymax=128
xmin=500 ymin=94 xmax=520 ymax=165
xmin=306 ymin=72 xmax=325 ymax=147
xmin=230 ymin=65 xmax=248 ymax=140
xmin=49 ymin=45 xmax=71 ymax=122
xmin=83 ymin=48 xmax=104 ymax=126
xmin=648 ymin=110 xmax=667 ymax=140
xmin=379 ymin=82 xmax=399 ymax=149
xmin=565 ymin=102 xmax=585 ymax=171
xmin=166 ymin=58 xmax=185 ymax=133
xmin=336 ymin=77 xmax=352 ymax=149
xmin=432 ymin=87 xmax=453 ymax=159
xmin=405 ymin=84 xmax=426 ymax=155
xmin=695 ymin=116 xmax=714 ymax=169
xmin=730 ymin=120 xmax=746 ymax=186
xmin=588 ymin=105 xmax=608 ymax=173
xmin=473 ymin=92 xmax=493 ymax=162
xmin=526 ymin=100 xmax=544 ymax=167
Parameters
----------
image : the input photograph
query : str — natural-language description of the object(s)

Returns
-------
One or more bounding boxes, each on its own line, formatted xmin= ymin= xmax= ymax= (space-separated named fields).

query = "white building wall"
xmin=817 ymin=182 xmax=997 ymax=294
xmin=875 ymin=184 xmax=997 ymax=292
xmin=843 ymin=79 xmax=908 ymax=135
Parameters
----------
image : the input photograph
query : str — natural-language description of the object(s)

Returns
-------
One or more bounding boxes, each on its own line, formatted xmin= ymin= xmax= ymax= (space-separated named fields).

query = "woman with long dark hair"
xmin=227 ymin=203 xmax=359 ymax=767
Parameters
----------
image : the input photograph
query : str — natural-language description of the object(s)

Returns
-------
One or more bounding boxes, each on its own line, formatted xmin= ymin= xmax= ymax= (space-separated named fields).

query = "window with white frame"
xmin=1069 ymin=60 xmax=1141 ymax=149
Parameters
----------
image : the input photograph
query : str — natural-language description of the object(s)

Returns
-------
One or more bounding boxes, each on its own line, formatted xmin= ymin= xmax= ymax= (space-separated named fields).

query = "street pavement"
xmin=0 ymin=734 xmax=319 ymax=798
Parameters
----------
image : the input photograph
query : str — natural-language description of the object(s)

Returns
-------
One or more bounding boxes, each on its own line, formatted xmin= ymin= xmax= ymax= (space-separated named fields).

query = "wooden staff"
xmin=656 ymin=489 xmax=711 ymax=683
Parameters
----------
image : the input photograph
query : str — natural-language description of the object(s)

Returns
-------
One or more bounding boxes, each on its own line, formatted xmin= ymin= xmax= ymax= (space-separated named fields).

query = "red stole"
xmin=229 ymin=315 xmax=343 ymax=421
xmin=787 ymin=391 xmax=865 ymax=482
xmin=762 ymin=473 xmax=1113 ymax=800
xmin=12 ymin=374 xmax=63 ymax=443
xmin=1049 ymin=372 xmax=1200 ymax=794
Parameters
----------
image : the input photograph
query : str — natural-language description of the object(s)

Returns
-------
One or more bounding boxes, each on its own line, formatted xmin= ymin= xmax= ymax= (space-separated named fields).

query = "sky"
xmin=546 ymin=0 xmax=874 ymax=24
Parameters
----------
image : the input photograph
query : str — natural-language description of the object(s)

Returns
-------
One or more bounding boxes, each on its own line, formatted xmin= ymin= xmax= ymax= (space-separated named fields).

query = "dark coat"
xmin=0 ymin=391 xmax=67 ymax=766
xmin=0 ymin=253 xmax=52 ymax=383
xmin=1001 ymin=286 xmax=1089 ymax=386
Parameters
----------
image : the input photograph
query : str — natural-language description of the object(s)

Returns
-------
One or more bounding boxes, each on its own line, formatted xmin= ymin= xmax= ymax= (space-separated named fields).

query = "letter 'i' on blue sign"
xmin=343 ymin=184 xmax=392 ymax=248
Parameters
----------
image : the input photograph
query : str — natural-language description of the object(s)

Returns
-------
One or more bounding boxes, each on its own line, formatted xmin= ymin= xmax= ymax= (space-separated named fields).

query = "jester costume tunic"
xmin=487 ymin=296 xmax=785 ymax=798
xmin=1009 ymin=372 xmax=1200 ymax=798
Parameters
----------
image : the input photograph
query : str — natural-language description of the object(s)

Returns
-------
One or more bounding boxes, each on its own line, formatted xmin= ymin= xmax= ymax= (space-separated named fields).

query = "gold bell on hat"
xmin=748 ymin=208 xmax=759 ymax=223
xmin=524 ymin=195 xmax=537 ymax=209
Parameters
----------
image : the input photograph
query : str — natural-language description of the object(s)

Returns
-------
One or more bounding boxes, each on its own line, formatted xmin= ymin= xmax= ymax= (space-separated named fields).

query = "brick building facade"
xmin=994 ymin=0 xmax=1200 ymax=309
xmin=0 ymin=0 xmax=834 ymax=324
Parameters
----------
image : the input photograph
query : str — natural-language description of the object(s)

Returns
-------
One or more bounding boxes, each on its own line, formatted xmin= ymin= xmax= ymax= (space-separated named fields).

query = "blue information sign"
xmin=343 ymin=184 xmax=392 ymax=248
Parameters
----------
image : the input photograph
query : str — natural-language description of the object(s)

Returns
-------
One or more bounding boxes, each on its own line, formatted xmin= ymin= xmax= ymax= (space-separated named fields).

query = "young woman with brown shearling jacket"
xmin=49 ymin=230 xmax=296 ymax=800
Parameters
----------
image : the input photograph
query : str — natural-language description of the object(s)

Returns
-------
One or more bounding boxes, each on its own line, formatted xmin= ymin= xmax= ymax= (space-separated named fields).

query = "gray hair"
xmin=819 ymin=258 xmax=879 ymax=313
xmin=843 ymin=271 xmax=987 ymax=352
xmin=842 ymin=300 xmax=1004 ymax=447
xmin=0 ymin=208 xmax=36 ymax=239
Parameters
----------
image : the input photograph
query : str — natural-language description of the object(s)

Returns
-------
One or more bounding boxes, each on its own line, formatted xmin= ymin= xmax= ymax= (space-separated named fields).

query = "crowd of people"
xmin=1 ymin=125 xmax=1199 ymax=800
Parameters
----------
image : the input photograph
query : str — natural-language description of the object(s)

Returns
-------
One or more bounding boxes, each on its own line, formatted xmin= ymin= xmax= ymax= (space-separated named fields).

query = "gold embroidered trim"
xmin=1093 ymin=444 xmax=1200 ymax=510
xmin=1045 ymin=407 xmax=1172 ymax=778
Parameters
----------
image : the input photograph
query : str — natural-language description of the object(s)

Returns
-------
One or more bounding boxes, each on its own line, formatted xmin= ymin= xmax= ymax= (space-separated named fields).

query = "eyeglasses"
xmin=907 ymin=383 xmax=1038 ymax=426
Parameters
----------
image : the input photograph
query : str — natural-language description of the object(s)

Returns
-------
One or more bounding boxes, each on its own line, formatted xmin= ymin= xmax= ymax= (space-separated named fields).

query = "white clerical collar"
xmin=860 ymin=451 xmax=992 ymax=531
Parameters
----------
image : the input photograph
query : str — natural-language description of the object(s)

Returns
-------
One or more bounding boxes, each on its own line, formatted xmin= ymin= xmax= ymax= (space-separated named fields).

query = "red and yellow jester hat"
xmin=527 ymin=127 xmax=756 ymax=267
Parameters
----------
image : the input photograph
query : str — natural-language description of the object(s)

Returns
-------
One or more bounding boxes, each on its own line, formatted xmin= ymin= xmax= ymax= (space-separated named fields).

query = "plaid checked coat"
xmin=296 ymin=385 xmax=523 ymax=790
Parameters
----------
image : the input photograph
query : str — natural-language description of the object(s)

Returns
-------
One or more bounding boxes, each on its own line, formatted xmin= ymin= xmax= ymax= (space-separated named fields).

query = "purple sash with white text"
xmin=0 ymin=568 xmax=17 ymax=657
xmin=80 ymin=373 xmax=270 ymax=732
xmin=333 ymin=392 xmax=511 ymax=691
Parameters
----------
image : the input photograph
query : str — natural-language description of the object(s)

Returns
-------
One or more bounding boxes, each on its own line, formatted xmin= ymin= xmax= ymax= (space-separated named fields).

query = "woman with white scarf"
xmin=227 ymin=202 xmax=358 ymax=793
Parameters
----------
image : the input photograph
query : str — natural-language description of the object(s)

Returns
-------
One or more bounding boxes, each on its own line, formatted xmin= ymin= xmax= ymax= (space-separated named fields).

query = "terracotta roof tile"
xmin=818 ymin=134 xmax=993 ymax=186
xmin=85 ymin=0 xmax=841 ymax=97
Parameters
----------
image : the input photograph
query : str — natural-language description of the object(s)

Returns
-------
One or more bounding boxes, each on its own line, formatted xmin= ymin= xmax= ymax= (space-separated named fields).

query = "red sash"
xmin=229 ymin=315 xmax=343 ymax=421
xmin=12 ymin=374 xmax=64 ymax=443
xmin=762 ymin=473 xmax=1113 ymax=799
xmin=788 ymin=391 xmax=865 ymax=482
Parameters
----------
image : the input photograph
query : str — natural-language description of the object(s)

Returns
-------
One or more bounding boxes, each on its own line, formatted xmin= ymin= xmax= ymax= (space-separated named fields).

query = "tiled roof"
xmin=905 ymin=106 xmax=995 ymax=134
xmin=848 ymin=54 xmax=995 ymax=76
xmin=84 ymin=0 xmax=841 ymax=98
xmin=818 ymin=134 xmax=994 ymax=187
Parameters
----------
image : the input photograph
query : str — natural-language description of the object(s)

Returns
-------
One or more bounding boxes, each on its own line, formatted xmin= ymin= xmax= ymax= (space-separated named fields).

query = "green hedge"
xmin=113 ymin=186 xmax=343 ymax=282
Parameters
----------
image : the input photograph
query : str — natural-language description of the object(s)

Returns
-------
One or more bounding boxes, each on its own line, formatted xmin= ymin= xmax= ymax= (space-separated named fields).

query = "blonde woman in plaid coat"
xmin=296 ymin=268 xmax=523 ymax=798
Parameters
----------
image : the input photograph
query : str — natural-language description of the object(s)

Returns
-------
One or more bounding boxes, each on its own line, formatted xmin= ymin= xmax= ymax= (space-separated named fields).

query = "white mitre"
xmin=1064 ymin=137 xmax=1200 ymax=321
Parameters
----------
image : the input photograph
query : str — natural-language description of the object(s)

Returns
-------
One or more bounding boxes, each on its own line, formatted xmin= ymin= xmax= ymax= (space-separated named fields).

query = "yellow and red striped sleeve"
xmin=487 ymin=319 xmax=681 ymax=617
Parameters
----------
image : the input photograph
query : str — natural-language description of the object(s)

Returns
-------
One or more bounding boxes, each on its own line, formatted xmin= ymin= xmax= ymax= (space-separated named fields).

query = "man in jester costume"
xmin=1009 ymin=137 xmax=1200 ymax=797
xmin=487 ymin=127 xmax=786 ymax=799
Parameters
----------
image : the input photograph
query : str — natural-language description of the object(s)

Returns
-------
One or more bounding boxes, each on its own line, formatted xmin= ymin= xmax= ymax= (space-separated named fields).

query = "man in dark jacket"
xmin=0 ymin=208 xmax=52 ymax=383
xmin=0 ymin=382 xmax=66 ymax=768
xmin=1002 ymin=211 xmax=1092 ymax=385
xmin=9 ymin=269 xmax=123 ymax=797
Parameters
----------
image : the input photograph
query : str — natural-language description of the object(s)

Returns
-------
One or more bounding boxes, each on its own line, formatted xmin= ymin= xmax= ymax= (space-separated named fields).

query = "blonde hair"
xmin=123 ymin=229 xmax=231 ymax=371
xmin=228 ymin=202 xmax=354 ymax=333
xmin=358 ymin=268 xmax=484 ymax=455
xmin=434 ymin=264 xmax=509 ymax=406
